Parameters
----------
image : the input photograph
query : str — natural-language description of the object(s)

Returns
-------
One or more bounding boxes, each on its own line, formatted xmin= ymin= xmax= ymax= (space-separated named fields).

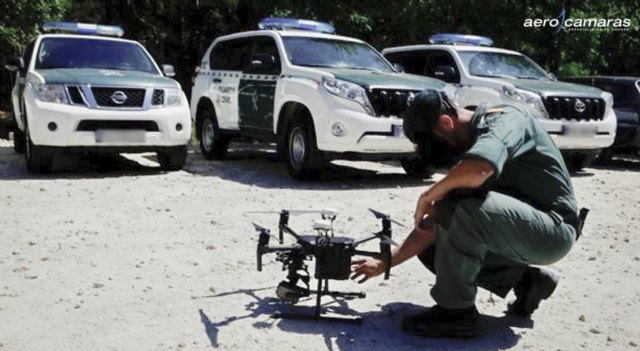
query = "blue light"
xmin=258 ymin=18 xmax=335 ymax=34
xmin=43 ymin=22 xmax=124 ymax=37
xmin=429 ymin=33 xmax=493 ymax=47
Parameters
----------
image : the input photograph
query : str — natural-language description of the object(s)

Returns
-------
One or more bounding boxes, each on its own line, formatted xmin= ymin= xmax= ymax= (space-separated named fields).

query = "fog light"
xmin=176 ymin=123 xmax=183 ymax=131
xmin=331 ymin=122 xmax=346 ymax=137
xmin=48 ymin=122 xmax=57 ymax=131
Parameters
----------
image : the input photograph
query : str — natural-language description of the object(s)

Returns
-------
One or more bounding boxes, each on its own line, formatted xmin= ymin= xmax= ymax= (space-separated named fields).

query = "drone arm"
xmin=279 ymin=225 xmax=302 ymax=241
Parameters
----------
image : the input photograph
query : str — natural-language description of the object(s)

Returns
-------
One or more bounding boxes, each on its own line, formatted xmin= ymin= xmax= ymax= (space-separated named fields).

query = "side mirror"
xmin=392 ymin=63 xmax=405 ymax=73
xmin=162 ymin=64 xmax=176 ymax=77
xmin=432 ymin=65 xmax=457 ymax=83
xmin=5 ymin=55 xmax=24 ymax=72
xmin=251 ymin=53 xmax=276 ymax=69
xmin=548 ymin=72 xmax=558 ymax=81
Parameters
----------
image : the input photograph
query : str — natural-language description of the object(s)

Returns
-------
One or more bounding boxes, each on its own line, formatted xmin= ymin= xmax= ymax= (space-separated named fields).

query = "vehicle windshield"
xmin=458 ymin=51 xmax=550 ymax=80
xmin=35 ymin=37 xmax=157 ymax=73
xmin=282 ymin=37 xmax=394 ymax=72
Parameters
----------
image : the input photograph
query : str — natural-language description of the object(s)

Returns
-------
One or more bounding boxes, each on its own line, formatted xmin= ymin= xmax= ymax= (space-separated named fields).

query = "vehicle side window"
xmin=245 ymin=36 xmax=281 ymax=75
xmin=209 ymin=38 xmax=251 ymax=71
xmin=384 ymin=51 xmax=427 ymax=75
xmin=20 ymin=40 xmax=36 ymax=77
xmin=425 ymin=50 xmax=460 ymax=83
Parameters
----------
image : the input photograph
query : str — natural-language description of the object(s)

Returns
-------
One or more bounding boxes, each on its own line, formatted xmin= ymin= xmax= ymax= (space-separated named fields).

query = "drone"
xmin=248 ymin=208 xmax=404 ymax=323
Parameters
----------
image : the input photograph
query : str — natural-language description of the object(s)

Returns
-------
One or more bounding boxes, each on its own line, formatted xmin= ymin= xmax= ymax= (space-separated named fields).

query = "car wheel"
xmin=13 ymin=129 xmax=25 ymax=154
xmin=198 ymin=107 xmax=229 ymax=160
xmin=400 ymin=158 xmax=435 ymax=178
xmin=25 ymin=127 xmax=52 ymax=174
xmin=286 ymin=115 xmax=324 ymax=179
xmin=157 ymin=145 xmax=188 ymax=171
xmin=563 ymin=151 xmax=598 ymax=173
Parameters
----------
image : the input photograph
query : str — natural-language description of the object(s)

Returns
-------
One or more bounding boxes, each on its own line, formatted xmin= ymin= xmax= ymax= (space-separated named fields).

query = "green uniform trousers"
xmin=419 ymin=191 xmax=576 ymax=309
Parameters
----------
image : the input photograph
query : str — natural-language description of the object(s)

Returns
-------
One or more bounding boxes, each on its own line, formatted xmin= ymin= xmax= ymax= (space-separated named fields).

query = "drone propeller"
xmin=252 ymin=222 xmax=270 ymax=232
xmin=245 ymin=208 xmax=339 ymax=217
xmin=377 ymin=234 xmax=399 ymax=247
xmin=368 ymin=208 xmax=405 ymax=227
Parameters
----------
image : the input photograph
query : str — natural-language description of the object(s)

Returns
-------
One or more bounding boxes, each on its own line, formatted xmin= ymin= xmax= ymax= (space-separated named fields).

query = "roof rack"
xmin=429 ymin=33 xmax=493 ymax=47
xmin=258 ymin=18 xmax=335 ymax=34
xmin=43 ymin=21 xmax=124 ymax=37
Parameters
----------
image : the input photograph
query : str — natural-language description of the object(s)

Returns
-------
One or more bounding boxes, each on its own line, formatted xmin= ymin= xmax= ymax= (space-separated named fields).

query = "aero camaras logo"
xmin=524 ymin=9 xmax=633 ymax=34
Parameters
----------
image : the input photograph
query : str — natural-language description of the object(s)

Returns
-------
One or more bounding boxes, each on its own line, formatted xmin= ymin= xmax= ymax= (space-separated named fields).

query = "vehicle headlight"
xmin=34 ymin=84 xmax=69 ymax=104
xmin=602 ymin=91 xmax=614 ymax=108
xmin=502 ymin=87 xmax=547 ymax=118
xmin=164 ymin=88 xmax=183 ymax=107
xmin=322 ymin=77 xmax=375 ymax=116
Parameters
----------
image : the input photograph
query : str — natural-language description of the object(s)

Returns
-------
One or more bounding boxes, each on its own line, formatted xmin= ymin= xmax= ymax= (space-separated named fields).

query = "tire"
xmin=198 ymin=107 xmax=229 ymax=160
xmin=13 ymin=129 xmax=25 ymax=154
xmin=25 ymin=127 xmax=52 ymax=174
xmin=400 ymin=158 xmax=435 ymax=178
xmin=157 ymin=145 xmax=188 ymax=171
xmin=285 ymin=115 xmax=324 ymax=179
xmin=563 ymin=151 xmax=598 ymax=173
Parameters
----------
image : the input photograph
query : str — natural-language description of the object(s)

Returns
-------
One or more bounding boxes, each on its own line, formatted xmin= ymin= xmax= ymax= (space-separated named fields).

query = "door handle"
xmin=212 ymin=78 xmax=222 ymax=84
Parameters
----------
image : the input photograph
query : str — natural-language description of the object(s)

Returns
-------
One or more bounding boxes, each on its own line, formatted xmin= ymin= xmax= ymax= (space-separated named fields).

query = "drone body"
xmin=250 ymin=208 xmax=402 ymax=323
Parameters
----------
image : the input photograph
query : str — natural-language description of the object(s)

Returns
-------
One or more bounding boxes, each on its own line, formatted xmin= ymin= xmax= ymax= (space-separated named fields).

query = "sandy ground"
xmin=0 ymin=138 xmax=639 ymax=351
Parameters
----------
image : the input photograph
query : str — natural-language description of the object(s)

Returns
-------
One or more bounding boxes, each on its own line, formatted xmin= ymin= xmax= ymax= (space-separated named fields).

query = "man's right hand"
xmin=351 ymin=257 xmax=385 ymax=283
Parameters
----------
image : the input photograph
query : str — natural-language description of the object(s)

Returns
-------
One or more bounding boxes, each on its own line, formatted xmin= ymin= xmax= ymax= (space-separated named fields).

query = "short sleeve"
xmin=464 ymin=111 xmax=535 ymax=178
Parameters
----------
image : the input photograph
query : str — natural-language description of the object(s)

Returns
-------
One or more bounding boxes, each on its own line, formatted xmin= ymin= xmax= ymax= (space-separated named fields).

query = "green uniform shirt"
xmin=464 ymin=104 xmax=578 ymax=218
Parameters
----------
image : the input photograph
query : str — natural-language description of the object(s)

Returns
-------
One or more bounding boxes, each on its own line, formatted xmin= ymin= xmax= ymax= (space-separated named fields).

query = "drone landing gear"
xmin=274 ymin=279 xmax=366 ymax=324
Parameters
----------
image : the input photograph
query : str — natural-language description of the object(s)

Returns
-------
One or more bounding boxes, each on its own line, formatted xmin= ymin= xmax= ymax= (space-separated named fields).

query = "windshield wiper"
xmin=296 ymin=64 xmax=333 ymax=68
xmin=474 ymin=74 xmax=519 ymax=79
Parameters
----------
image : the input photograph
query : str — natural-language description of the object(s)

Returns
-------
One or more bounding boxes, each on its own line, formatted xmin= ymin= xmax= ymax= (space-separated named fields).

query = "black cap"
xmin=402 ymin=89 xmax=456 ymax=144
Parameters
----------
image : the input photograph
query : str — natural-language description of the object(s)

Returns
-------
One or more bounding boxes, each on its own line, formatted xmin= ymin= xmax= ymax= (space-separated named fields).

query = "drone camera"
xmin=276 ymin=280 xmax=310 ymax=303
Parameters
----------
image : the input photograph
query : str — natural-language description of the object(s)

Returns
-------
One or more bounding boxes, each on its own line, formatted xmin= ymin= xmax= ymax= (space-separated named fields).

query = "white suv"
xmin=5 ymin=22 xmax=192 ymax=173
xmin=190 ymin=18 xmax=445 ymax=179
xmin=382 ymin=34 xmax=617 ymax=171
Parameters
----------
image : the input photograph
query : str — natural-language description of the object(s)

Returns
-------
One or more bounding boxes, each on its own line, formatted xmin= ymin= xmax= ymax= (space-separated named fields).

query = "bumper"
xmin=316 ymin=108 xmax=415 ymax=155
xmin=540 ymin=109 xmax=616 ymax=150
xmin=26 ymin=98 xmax=191 ymax=148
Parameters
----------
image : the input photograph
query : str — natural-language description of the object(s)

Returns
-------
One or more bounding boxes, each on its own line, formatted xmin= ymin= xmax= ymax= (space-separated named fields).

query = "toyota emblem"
xmin=111 ymin=91 xmax=128 ymax=105
xmin=574 ymin=99 xmax=586 ymax=113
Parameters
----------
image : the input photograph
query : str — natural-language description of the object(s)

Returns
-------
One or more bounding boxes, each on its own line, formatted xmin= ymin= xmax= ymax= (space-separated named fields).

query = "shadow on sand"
xmin=197 ymin=286 xmax=531 ymax=351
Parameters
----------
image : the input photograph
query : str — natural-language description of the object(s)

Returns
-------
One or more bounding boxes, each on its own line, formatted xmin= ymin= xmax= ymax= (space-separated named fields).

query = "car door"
xmin=12 ymin=40 xmax=36 ymax=130
xmin=238 ymin=35 xmax=281 ymax=136
xmin=208 ymin=38 xmax=251 ymax=130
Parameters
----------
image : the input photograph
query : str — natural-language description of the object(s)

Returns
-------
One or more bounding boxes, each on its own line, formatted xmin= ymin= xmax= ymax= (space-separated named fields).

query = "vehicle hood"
xmin=497 ymin=78 xmax=603 ymax=96
xmin=36 ymin=69 xmax=179 ymax=89
xmin=323 ymin=68 xmax=445 ymax=91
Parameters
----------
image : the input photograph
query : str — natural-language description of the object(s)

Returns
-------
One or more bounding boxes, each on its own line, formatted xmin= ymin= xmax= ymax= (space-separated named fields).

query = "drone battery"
xmin=314 ymin=237 xmax=354 ymax=280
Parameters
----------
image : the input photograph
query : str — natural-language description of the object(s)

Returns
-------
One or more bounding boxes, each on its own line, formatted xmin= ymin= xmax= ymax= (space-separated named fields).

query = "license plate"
xmin=561 ymin=124 xmax=597 ymax=137
xmin=392 ymin=124 xmax=404 ymax=137
xmin=95 ymin=129 xmax=146 ymax=143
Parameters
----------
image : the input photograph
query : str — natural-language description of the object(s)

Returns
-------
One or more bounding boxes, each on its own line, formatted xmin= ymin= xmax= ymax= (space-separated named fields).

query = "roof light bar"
xmin=429 ymin=33 xmax=493 ymax=47
xmin=258 ymin=18 xmax=335 ymax=34
xmin=43 ymin=21 xmax=124 ymax=37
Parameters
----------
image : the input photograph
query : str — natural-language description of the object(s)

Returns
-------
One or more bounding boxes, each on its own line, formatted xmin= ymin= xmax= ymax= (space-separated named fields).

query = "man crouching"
xmin=351 ymin=90 xmax=581 ymax=338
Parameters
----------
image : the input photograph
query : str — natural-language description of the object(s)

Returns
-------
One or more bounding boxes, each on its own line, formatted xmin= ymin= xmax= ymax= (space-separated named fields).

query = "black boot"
xmin=507 ymin=267 xmax=559 ymax=316
xmin=401 ymin=305 xmax=479 ymax=338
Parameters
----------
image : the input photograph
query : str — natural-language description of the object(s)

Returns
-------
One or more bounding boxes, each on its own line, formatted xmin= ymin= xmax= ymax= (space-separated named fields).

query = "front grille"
xmin=367 ymin=89 xmax=421 ymax=117
xmin=91 ymin=87 xmax=145 ymax=108
xmin=543 ymin=96 xmax=605 ymax=121
xmin=152 ymin=89 xmax=164 ymax=105
xmin=67 ymin=86 xmax=86 ymax=105
xmin=77 ymin=120 xmax=159 ymax=131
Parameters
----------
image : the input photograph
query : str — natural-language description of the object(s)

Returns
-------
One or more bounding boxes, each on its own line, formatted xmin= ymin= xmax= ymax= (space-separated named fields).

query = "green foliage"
xmin=1 ymin=0 xmax=639 ymax=110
